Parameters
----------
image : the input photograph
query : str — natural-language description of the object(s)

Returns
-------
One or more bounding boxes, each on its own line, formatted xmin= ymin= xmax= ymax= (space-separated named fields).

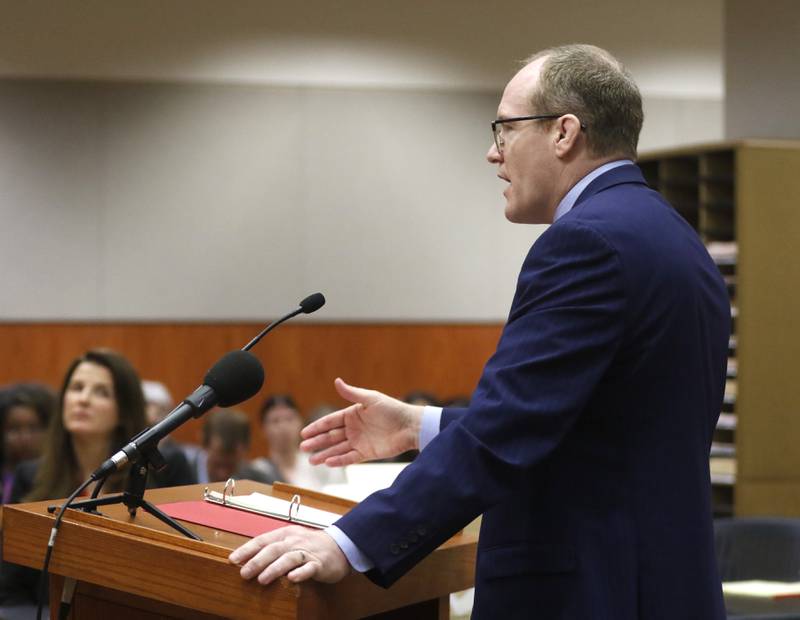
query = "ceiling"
xmin=0 ymin=0 xmax=723 ymax=98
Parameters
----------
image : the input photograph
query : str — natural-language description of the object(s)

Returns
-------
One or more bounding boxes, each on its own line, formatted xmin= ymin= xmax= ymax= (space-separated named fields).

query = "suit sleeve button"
xmin=390 ymin=543 xmax=400 ymax=555
xmin=400 ymin=541 xmax=409 ymax=550
xmin=417 ymin=526 xmax=427 ymax=536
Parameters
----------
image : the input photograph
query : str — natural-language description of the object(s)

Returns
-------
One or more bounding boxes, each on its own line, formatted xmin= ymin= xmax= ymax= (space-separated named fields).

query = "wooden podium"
xmin=1 ymin=480 xmax=476 ymax=619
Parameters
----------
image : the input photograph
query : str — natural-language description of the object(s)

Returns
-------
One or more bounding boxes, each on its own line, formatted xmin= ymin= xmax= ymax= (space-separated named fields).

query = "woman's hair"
xmin=26 ymin=349 xmax=147 ymax=501
xmin=258 ymin=393 xmax=300 ymax=424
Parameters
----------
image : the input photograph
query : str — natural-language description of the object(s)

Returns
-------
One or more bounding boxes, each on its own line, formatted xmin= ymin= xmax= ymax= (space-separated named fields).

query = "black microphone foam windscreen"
xmin=299 ymin=292 xmax=326 ymax=314
xmin=204 ymin=350 xmax=265 ymax=407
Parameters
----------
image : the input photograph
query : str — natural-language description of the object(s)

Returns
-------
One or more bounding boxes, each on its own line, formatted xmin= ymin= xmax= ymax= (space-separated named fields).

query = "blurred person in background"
xmin=194 ymin=408 xmax=275 ymax=484
xmin=142 ymin=379 xmax=201 ymax=482
xmin=307 ymin=403 xmax=336 ymax=424
xmin=142 ymin=379 xmax=173 ymax=427
xmin=0 ymin=349 xmax=192 ymax=609
xmin=403 ymin=390 xmax=439 ymax=408
xmin=0 ymin=385 xmax=55 ymax=504
xmin=442 ymin=395 xmax=471 ymax=409
xmin=251 ymin=394 xmax=345 ymax=490
xmin=11 ymin=350 xmax=148 ymax=502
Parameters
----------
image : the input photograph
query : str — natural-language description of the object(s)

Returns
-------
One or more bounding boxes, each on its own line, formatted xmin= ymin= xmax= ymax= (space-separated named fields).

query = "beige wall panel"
xmin=725 ymin=0 xmax=800 ymax=139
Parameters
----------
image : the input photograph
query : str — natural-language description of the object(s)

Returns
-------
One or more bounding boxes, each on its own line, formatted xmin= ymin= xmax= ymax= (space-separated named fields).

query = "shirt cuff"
xmin=326 ymin=524 xmax=375 ymax=572
xmin=419 ymin=406 xmax=443 ymax=451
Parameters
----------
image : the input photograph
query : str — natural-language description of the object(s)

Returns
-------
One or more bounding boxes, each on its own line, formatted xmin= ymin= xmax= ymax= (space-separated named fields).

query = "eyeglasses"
xmin=491 ymin=114 xmax=586 ymax=154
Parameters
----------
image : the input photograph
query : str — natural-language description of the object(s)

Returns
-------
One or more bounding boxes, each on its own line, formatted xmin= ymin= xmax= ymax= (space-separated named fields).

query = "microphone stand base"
xmin=48 ymin=457 xmax=201 ymax=541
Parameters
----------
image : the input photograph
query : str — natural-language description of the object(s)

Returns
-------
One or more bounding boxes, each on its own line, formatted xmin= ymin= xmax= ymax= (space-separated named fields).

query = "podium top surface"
xmin=1 ymin=480 xmax=476 ymax=620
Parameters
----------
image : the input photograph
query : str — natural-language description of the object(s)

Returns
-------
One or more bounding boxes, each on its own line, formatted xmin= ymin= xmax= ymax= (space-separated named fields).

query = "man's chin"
xmin=504 ymin=202 xmax=531 ymax=224
xmin=504 ymin=200 xmax=551 ymax=225
xmin=504 ymin=202 xmax=521 ymax=223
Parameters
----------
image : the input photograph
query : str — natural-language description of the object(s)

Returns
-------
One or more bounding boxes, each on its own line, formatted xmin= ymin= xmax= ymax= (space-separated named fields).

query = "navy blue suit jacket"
xmin=336 ymin=165 xmax=730 ymax=619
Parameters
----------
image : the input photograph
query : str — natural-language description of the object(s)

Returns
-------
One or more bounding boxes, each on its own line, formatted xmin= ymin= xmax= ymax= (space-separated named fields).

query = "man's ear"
xmin=554 ymin=114 xmax=582 ymax=158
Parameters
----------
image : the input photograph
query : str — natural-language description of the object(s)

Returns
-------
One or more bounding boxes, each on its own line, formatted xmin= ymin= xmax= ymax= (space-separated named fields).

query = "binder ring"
xmin=223 ymin=478 xmax=236 ymax=505
xmin=289 ymin=494 xmax=301 ymax=522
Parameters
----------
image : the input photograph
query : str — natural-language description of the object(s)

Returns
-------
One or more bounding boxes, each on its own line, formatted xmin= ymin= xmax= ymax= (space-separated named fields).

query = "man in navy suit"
xmin=230 ymin=44 xmax=729 ymax=619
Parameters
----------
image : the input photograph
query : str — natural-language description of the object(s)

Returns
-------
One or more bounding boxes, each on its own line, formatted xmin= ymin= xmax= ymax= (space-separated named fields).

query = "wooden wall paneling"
xmin=0 ymin=323 xmax=502 ymax=459
xmin=736 ymin=480 xmax=800 ymax=518
xmin=735 ymin=144 xmax=800 ymax=515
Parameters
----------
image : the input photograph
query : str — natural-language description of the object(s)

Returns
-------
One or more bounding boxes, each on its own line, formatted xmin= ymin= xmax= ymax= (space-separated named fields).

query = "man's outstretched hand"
xmin=231 ymin=379 xmax=425 ymax=586
xmin=300 ymin=378 xmax=424 ymax=466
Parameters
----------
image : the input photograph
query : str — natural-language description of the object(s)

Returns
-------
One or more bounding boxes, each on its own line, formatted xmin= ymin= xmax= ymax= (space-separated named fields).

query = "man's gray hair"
xmin=525 ymin=44 xmax=643 ymax=159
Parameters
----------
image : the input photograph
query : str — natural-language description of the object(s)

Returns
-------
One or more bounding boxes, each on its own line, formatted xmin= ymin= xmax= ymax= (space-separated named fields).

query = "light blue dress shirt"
xmin=325 ymin=159 xmax=634 ymax=572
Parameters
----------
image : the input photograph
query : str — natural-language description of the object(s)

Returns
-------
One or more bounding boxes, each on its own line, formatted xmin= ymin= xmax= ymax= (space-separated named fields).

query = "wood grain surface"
xmin=2 ymin=480 xmax=476 ymax=619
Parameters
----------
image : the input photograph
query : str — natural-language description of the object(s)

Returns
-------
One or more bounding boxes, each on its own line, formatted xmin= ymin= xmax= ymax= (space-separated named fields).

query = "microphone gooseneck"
xmin=93 ymin=292 xmax=325 ymax=479
xmin=242 ymin=292 xmax=326 ymax=352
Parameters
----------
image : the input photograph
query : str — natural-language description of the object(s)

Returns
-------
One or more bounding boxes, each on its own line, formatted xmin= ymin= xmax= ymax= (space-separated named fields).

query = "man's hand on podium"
xmin=229 ymin=526 xmax=350 ymax=585
xmin=299 ymin=377 xmax=423 ymax=466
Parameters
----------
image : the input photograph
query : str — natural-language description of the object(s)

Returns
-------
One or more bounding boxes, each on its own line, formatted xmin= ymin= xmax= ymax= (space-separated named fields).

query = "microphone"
xmin=299 ymin=292 xmax=325 ymax=314
xmin=243 ymin=292 xmax=326 ymax=351
xmin=93 ymin=350 xmax=264 ymax=479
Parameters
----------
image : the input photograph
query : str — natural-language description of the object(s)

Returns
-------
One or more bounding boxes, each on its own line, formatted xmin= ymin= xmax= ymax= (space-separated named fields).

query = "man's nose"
xmin=486 ymin=142 xmax=502 ymax=163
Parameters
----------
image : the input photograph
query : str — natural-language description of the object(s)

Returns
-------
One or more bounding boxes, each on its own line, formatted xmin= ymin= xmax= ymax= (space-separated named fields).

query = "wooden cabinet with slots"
xmin=639 ymin=140 xmax=800 ymax=517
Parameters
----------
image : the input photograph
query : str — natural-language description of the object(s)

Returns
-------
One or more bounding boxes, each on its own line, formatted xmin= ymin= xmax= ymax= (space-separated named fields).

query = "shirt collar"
xmin=553 ymin=159 xmax=634 ymax=222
